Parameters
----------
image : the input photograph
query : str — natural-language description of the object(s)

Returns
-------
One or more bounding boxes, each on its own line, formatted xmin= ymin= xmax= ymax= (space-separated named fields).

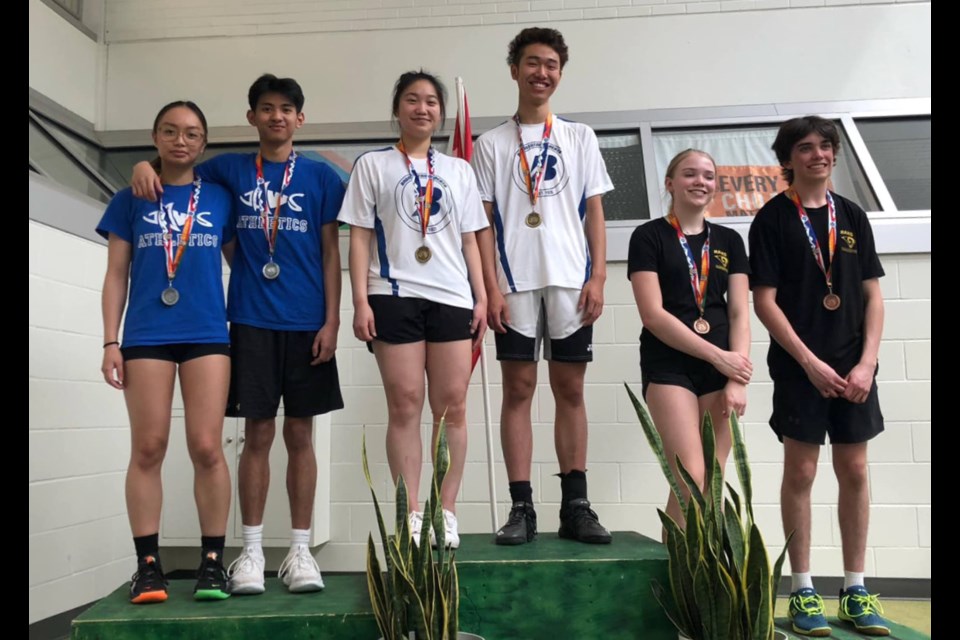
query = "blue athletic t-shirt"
xmin=96 ymin=182 xmax=235 ymax=347
xmin=197 ymin=153 xmax=345 ymax=331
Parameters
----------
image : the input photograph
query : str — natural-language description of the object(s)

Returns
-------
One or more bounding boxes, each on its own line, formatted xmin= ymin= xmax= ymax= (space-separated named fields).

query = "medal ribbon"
xmin=666 ymin=211 xmax=711 ymax=320
xmin=255 ymin=149 xmax=297 ymax=259
xmin=158 ymin=177 xmax=202 ymax=283
xmin=396 ymin=141 xmax=435 ymax=241
xmin=787 ymin=189 xmax=836 ymax=293
xmin=513 ymin=112 xmax=553 ymax=208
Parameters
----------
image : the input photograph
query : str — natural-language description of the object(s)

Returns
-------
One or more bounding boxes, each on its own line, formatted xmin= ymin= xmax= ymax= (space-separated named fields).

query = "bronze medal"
xmin=262 ymin=261 xmax=280 ymax=280
xmin=161 ymin=286 xmax=180 ymax=306
xmin=415 ymin=246 xmax=432 ymax=263
xmin=693 ymin=317 xmax=710 ymax=335
xmin=823 ymin=293 xmax=841 ymax=311
xmin=525 ymin=212 xmax=542 ymax=228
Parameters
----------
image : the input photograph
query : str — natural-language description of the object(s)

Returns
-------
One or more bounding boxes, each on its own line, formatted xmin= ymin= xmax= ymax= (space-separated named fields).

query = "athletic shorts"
xmin=770 ymin=369 xmax=884 ymax=445
xmin=121 ymin=342 xmax=230 ymax=364
xmin=495 ymin=287 xmax=592 ymax=363
xmin=226 ymin=323 xmax=344 ymax=419
xmin=365 ymin=295 xmax=473 ymax=353
xmin=641 ymin=359 xmax=728 ymax=400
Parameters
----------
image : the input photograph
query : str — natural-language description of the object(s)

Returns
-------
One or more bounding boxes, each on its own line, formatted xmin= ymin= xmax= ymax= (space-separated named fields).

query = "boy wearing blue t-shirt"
xmin=133 ymin=74 xmax=345 ymax=595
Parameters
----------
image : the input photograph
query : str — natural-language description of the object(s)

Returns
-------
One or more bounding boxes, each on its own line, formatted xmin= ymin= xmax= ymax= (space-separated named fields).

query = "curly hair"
xmin=507 ymin=27 xmax=569 ymax=69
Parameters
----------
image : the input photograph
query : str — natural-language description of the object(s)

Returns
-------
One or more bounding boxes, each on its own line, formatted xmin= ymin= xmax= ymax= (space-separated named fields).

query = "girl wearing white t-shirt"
xmin=339 ymin=71 xmax=488 ymax=548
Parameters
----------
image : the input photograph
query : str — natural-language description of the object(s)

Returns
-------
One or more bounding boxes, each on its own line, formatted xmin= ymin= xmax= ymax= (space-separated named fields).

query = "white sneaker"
xmin=278 ymin=544 xmax=324 ymax=593
xmin=430 ymin=509 xmax=461 ymax=549
xmin=227 ymin=550 xmax=266 ymax=595
xmin=408 ymin=511 xmax=424 ymax=547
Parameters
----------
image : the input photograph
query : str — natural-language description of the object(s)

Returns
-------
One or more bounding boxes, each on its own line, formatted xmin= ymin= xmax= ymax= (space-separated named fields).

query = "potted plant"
xmin=625 ymin=383 xmax=792 ymax=640
xmin=362 ymin=418 xmax=483 ymax=640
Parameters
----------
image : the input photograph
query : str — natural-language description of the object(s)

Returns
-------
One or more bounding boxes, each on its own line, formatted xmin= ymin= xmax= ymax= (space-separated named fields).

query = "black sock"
xmin=560 ymin=470 xmax=587 ymax=503
xmin=201 ymin=535 xmax=226 ymax=560
xmin=134 ymin=533 xmax=160 ymax=562
xmin=508 ymin=481 xmax=533 ymax=504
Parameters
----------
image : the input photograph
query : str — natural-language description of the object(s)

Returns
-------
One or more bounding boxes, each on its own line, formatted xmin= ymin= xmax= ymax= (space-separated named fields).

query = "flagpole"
xmin=452 ymin=76 xmax=499 ymax=532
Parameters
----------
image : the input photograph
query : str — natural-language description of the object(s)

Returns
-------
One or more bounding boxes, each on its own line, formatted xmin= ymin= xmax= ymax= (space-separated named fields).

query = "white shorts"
xmin=504 ymin=287 xmax=585 ymax=340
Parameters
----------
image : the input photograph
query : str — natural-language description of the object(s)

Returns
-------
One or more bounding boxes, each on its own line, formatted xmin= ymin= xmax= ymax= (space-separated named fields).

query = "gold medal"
xmin=525 ymin=212 xmax=542 ymax=228
xmin=823 ymin=293 xmax=841 ymax=311
xmin=693 ymin=317 xmax=710 ymax=335
xmin=415 ymin=246 xmax=432 ymax=263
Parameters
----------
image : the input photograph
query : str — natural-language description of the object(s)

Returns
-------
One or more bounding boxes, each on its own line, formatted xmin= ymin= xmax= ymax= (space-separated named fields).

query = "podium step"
xmin=71 ymin=531 xmax=674 ymax=639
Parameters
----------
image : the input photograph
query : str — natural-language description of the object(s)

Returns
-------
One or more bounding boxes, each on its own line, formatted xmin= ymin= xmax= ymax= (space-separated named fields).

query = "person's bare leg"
xmin=283 ymin=416 xmax=317 ymax=530
xmin=833 ymin=442 xmax=870 ymax=573
xmin=782 ymin=437 xmax=821 ymax=574
xmin=425 ymin=339 xmax=472 ymax=511
xmin=500 ymin=360 xmax=538 ymax=482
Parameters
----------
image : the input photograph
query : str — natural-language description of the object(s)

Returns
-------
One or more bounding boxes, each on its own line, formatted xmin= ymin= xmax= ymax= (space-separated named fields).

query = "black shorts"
xmin=641 ymin=359 xmax=727 ymax=400
xmin=226 ymin=323 xmax=344 ymax=419
xmin=366 ymin=295 xmax=473 ymax=353
xmin=121 ymin=342 xmax=230 ymax=364
xmin=495 ymin=324 xmax=593 ymax=363
xmin=770 ymin=372 xmax=884 ymax=445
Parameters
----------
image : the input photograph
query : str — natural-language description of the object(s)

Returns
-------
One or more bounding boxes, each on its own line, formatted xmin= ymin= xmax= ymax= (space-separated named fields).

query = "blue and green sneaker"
xmin=838 ymin=585 xmax=890 ymax=636
xmin=788 ymin=587 xmax=832 ymax=637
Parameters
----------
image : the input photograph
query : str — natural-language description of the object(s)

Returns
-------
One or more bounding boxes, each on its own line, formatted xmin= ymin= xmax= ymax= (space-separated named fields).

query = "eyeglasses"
xmin=157 ymin=126 xmax=205 ymax=144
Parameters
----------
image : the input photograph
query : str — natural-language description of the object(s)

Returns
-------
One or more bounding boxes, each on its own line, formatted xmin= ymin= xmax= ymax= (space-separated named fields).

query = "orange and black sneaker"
xmin=129 ymin=555 xmax=168 ymax=604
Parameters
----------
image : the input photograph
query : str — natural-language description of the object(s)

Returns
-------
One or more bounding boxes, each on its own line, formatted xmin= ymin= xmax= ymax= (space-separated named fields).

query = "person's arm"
xmin=841 ymin=278 xmax=883 ymax=403
xmin=477 ymin=201 xmax=509 ymax=333
xmin=221 ymin=238 xmax=236 ymax=267
xmin=630 ymin=271 xmax=752 ymax=384
xmin=719 ymin=273 xmax=751 ymax=416
xmin=100 ymin=235 xmax=131 ymax=389
xmin=753 ymin=286 xmax=847 ymax=397
xmin=131 ymin=160 xmax=164 ymax=202
xmin=579 ymin=194 xmax=606 ymax=325
xmin=312 ymin=222 xmax=342 ymax=364
xmin=461 ymin=230 xmax=488 ymax=353
xmin=348 ymin=226 xmax=376 ymax=342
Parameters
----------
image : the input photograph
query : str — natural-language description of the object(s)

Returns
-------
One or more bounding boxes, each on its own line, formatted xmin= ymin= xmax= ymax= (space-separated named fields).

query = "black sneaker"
xmin=129 ymin=555 xmax=168 ymax=604
xmin=495 ymin=501 xmax=537 ymax=545
xmin=558 ymin=498 xmax=612 ymax=544
xmin=194 ymin=551 xmax=231 ymax=600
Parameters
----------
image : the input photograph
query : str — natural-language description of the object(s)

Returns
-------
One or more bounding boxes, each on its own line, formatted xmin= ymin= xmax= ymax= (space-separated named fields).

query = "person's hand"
xmin=841 ymin=362 xmax=874 ymax=404
xmin=131 ymin=161 xmax=163 ymax=202
xmin=711 ymin=350 xmax=753 ymax=385
xmin=577 ymin=277 xmax=605 ymax=325
xmin=719 ymin=381 xmax=747 ymax=419
xmin=471 ymin=299 xmax=488 ymax=353
xmin=802 ymin=357 xmax=848 ymax=398
xmin=487 ymin=289 xmax=510 ymax=334
xmin=101 ymin=345 xmax=125 ymax=389
xmin=353 ymin=302 xmax=376 ymax=342
xmin=311 ymin=323 xmax=338 ymax=365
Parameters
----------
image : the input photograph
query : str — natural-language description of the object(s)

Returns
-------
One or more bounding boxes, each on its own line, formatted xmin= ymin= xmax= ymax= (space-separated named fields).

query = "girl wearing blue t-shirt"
xmin=98 ymin=101 xmax=236 ymax=603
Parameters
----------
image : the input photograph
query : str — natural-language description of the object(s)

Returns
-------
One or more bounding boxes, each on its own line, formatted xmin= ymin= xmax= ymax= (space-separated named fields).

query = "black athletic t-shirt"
xmin=748 ymin=191 xmax=884 ymax=380
xmin=628 ymin=217 xmax=750 ymax=372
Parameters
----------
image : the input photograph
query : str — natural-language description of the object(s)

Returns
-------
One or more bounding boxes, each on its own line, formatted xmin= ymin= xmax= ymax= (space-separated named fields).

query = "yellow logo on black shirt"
xmin=840 ymin=229 xmax=857 ymax=254
xmin=713 ymin=249 xmax=729 ymax=272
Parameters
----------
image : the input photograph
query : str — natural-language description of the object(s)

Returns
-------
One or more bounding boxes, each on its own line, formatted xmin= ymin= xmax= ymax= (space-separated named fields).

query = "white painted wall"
xmin=102 ymin=3 xmax=930 ymax=129
xmin=28 ymin=0 xmax=101 ymax=124
xmin=29 ymin=0 xmax=930 ymax=625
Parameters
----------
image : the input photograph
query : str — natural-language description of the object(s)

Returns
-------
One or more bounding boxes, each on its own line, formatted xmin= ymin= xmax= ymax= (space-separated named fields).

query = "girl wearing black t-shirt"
xmin=627 ymin=149 xmax=752 ymax=531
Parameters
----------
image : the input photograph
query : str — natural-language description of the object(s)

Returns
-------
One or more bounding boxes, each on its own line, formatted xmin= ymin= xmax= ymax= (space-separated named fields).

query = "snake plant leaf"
xmin=746 ymin=523 xmax=774 ymax=640
xmin=722 ymin=497 xmax=746 ymax=583
xmin=726 ymin=481 xmax=743 ymax=521
xmin=652 ymin=580 xmax=691 ymax=637
xmin=625 ymin=383 xmax=688 ymax=511
xmin=675 ymin=455 xmax=707 ymax=513
xmin=659 ymin=510 xmax=699 ymax=634
xmin=729 ymin=413 xmax=754 ymax=522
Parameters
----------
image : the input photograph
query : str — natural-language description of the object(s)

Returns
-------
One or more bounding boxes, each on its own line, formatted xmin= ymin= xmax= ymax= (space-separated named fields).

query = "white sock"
xmin=792 ymin=572 xmax=814 ymax=592
xmin=844 ymin=571 xmax=865 ymax=591
xmin=242 ymin=524 xmax=264 ymax=557
xmin=291 ymin=528 xmax=311 ymax=549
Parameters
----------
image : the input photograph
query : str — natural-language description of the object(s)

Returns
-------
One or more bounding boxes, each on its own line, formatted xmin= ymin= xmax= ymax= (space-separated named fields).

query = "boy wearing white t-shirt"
xmin=473 ymin=27 xmax=614 ymax=545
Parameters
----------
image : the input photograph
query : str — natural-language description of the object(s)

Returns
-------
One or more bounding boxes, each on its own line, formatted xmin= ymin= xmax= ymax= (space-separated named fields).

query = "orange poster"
xmin=708 ymin=165 xmax=788 ymax=218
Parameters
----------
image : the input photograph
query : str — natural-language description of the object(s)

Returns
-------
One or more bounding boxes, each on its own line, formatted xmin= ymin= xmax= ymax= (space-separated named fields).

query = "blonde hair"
xmin=664 ymin=148 xmax=717 ymax=213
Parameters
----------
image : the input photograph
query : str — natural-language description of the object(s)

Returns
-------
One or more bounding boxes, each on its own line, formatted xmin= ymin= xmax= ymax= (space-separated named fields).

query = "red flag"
xmin=448 ymin=78 xmax=480 ymax=370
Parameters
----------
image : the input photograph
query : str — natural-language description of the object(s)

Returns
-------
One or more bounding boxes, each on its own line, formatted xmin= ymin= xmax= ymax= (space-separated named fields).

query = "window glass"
xmin=855 ymin=117 xmax=930 ymax=210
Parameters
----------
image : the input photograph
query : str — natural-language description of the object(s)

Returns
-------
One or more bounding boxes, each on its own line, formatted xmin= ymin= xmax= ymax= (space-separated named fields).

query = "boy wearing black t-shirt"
xmin=749 ymin=116 xmax=889 ymax=637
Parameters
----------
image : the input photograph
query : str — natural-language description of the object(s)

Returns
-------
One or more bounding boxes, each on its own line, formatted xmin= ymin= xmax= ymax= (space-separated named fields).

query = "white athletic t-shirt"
xmin=472 ymin=117 xmax=613 ymax=294
xmin=338 ymin=146 xmax=489 ymax=309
